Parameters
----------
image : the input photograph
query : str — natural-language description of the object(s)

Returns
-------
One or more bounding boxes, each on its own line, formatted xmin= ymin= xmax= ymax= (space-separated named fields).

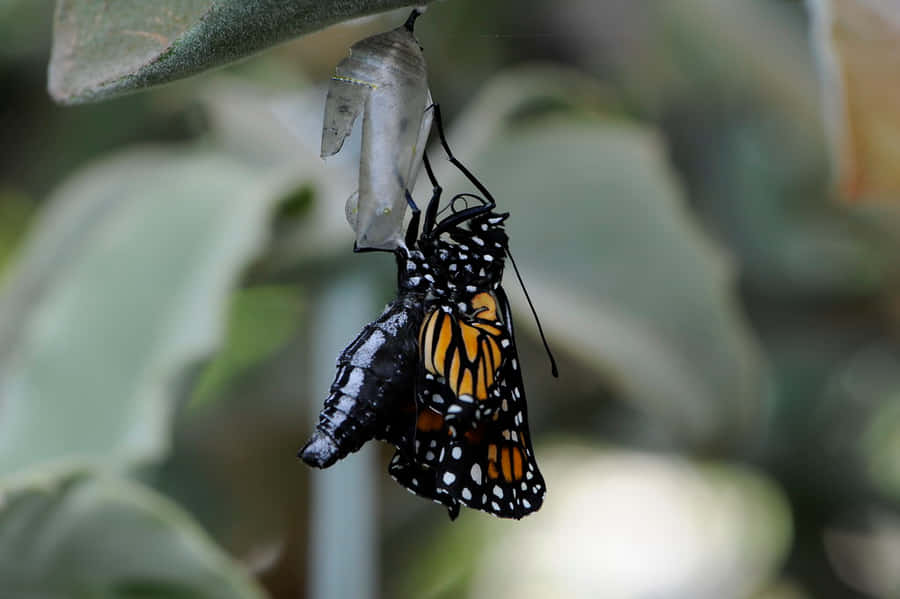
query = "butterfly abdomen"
xmin=300 ymin=294 xmax=425 ymax=468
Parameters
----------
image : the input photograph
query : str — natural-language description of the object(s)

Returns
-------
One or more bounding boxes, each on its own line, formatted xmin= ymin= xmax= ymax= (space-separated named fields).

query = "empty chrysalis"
xmin=322 ymin=9 xmax=432 ymax=250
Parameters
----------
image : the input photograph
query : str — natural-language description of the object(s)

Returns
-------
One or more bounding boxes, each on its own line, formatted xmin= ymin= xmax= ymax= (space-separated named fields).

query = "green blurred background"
xmin=2 ymin=1 xmax=900 ymax=598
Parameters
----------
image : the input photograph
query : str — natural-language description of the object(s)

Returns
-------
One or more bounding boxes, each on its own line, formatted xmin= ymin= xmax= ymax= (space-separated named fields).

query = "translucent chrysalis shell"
xmin=322 ymin=10 xmax=432 ymax=250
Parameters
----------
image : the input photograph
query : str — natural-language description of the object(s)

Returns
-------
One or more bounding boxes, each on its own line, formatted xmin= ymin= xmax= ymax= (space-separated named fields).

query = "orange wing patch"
xmin=417 ymin=409 xmax=444 ymax=432
xmin=471 ymin=292 xmax=498 ymax=320
xmin=461 ymin=326 xmax=480 ymax=362
xmin=419 ymin=292 xmax=507 ymax=403
xmin=485 ymin=442 xmax=527 ymax=483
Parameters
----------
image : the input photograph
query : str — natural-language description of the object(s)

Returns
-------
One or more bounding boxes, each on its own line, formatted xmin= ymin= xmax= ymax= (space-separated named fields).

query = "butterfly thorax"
xmin=395 ymin=247 xmax=436 ymax=294
xmin=418 ymin=211 xmax=509 ymax=302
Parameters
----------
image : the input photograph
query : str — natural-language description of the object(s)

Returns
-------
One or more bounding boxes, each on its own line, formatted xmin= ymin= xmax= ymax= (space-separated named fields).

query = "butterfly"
xmin=300 ymin=104 xmax=555 ymax=519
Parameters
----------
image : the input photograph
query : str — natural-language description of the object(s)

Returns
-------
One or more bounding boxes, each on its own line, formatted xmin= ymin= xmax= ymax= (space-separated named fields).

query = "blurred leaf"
xmin=469 ymin=448 xmax=791 ymax=599
xmin=197 ymin=79 xmax=358 ymax=265
xmin=546 ymin=0 xmax=822 ymax=127
xmin=810 ymin=0 xmax=900 ymax=202
xmin=0 ymin=0 xmax=55 ymax=62
xmin=0 ymin=189 xmax=33 ymax=282
xmin=823 ymin=510 xmax=900 ymax=597
xmin=0 ymin=465 xmax=265 ymax=598
xmin=391 ymin=509 xmax=487 ymax=599
xmin=703 ymin=121 xmax=894 ymax=301
xmin=549 ymin=1 xmax=900 ymax=301
xmin=426 ymin=66 xmax=766 ymax=447
xmin=48 ymin=0 xmax=435 ymax=104
xmin=751 ymin=580 xmax=812 ymax=599
xmin=0 ymin=148 xmax=286 ymax=476
xmin=189 ymin=285 xmax=305 ymax=410
xmin=863 ymin=394 xmax=900 ymax=500
xmin=398 ymin=445 xmax=791 ymax=599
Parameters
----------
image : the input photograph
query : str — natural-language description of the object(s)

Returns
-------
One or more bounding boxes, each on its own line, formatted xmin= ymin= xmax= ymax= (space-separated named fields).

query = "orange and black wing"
xmin=393 ymin=287 xmax=545 ymax=519
xmin=417 ymin=290 xmax=509 ymax=433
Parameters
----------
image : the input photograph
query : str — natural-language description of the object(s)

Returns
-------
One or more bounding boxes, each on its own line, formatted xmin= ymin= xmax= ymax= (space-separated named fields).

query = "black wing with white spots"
xmin=392 ymin=287 xmax=545 ymax=519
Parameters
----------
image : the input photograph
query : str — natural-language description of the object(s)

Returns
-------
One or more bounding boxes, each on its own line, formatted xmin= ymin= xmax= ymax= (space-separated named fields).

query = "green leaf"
xmin=189 ymin=285 xmax=305 ymax=410
xmin=0 ymin=189 xmax=33 ymax=282
xmin=863 ymin=394 xmax=900 ymax=501
xmin=196 ymin=78 xmax=359 ymax=263
xmin=0 ymin=149 xmax=287 ymax=477
xmin=0 ymin=465 xmax=265 ymax=598
xmin=425 ymin=66 xmax=766 ymax=447
xmin=49 ymin=0 xmax=435 ymax=104
xmin=0 ymin=0 xmax=54 ymax=61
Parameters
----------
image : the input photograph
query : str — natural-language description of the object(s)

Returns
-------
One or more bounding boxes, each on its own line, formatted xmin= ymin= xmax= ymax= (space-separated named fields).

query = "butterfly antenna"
xmin=505 ymin=247 xmax=559 ymax=378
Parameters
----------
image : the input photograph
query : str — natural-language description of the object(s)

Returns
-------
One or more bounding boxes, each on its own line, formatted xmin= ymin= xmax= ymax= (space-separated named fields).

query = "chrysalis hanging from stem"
xmin=321 ymin=9 xmax=433 ymax=250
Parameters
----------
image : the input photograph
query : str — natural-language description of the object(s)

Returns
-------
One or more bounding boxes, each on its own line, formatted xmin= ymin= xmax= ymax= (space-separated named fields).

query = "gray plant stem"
xmin=307 ymin=271 xmax=379 ymax=599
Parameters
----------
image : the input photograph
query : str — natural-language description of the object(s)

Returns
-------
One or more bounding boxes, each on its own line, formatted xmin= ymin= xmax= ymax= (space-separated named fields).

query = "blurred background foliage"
xmin=1 ymin=1 xmax=900 ymax=598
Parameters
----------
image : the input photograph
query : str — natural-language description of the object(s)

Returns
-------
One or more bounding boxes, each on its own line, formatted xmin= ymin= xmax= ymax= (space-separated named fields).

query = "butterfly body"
xmin=300 ymin=249 xmax=434 ymax=468
xmin=301 ymin=292 xmax=424 ymax=468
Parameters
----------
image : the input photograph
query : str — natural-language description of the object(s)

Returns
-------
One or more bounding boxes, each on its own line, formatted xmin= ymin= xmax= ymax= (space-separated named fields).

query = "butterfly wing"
xmin=385 ymin=395 xmax=464 ymax=519
xmin=416 ymin=290 xmax=510 ymax=434
xmin=393 ymin=287 xmax=545 ymax=519
xmin=388 ymin=448 xmax=462 ymax=520
xmin=439 ymin=287 xmax=545 ymax=518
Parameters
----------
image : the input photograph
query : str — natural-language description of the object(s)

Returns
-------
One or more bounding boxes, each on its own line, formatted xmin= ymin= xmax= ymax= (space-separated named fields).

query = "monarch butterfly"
xmin=300 ymin=105 xmax=555 ymax=519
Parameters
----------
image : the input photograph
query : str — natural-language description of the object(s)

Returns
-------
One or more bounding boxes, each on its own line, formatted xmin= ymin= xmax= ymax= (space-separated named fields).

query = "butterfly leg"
xmin=404 ymin=190 xmax=422 ymax=248
xmin=421 ymin=151 xmax=443 ymax=235
xmin=426 ymin=103 xmax=496 ymax=212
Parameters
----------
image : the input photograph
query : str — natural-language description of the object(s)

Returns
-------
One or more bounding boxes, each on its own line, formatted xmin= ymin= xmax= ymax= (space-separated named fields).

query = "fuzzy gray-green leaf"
xmin=49 ymin=0 xmax=434 ymax=104
xmin=0 ymin=466 xmax=265 ymax=598
xmin=0 ymin=149 xmax=281 ymax=476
